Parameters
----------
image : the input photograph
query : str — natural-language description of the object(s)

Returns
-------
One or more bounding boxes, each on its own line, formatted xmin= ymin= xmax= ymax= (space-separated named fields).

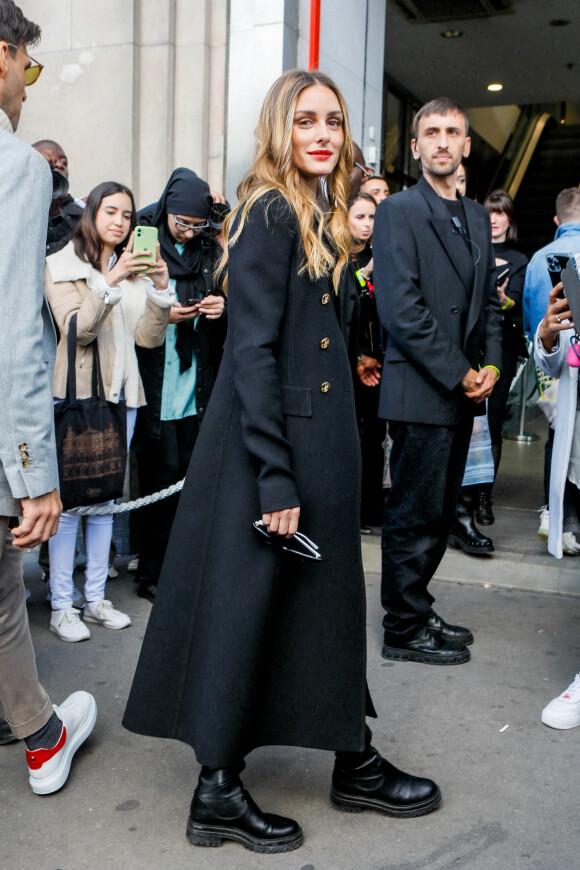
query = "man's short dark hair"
xmin=413 ymin=98 xmax=469 ymax=139
xmin=555 ymin=188 xmax=580 ymax=224
xmin=360 ymin=175 xmax=388 ymax=186
xmin=0 ymin=0 xmax=40 ymax=49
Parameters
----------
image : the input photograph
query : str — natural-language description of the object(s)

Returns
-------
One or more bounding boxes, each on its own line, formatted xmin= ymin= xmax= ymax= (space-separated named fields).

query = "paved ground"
xmin=2 ymin=539 xmax=579 ymax=870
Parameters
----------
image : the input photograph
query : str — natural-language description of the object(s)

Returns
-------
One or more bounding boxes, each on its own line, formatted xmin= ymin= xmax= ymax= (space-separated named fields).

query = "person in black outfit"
xmin=132 ymin=169 xmax=226 ymax=601
xmin=32 ymin=140 xmax=84 ymax=256
xmin=346 ymin=192 xmax=386 ymax=529
xmin=474 ymin=190 xmax=528 ymax=525
xmin=374 ymin=98 xmax=502 ymax=665
xmin=124 ymin=70 xmax=440 ymax=855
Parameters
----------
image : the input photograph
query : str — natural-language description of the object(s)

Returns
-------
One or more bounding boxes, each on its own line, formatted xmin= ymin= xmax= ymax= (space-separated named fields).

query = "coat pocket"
xmin=281 ymin=385 xmax=312 ymax=417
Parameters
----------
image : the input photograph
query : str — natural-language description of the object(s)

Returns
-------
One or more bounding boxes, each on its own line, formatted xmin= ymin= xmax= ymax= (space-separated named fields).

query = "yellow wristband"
xmin=482 ymin=365 xmax=500 ymax=380
xmin=501 ymin=297 xmax=513 ymax=311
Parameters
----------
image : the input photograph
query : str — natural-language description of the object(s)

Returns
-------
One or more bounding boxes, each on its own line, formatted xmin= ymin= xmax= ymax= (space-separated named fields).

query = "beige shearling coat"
xmin=45 ymin=241 xmax=174 ymax=408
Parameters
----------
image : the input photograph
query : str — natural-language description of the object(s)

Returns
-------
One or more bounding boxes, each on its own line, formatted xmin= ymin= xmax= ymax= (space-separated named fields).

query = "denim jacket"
xmin=523 ymin=223 xmax=580 ymax=338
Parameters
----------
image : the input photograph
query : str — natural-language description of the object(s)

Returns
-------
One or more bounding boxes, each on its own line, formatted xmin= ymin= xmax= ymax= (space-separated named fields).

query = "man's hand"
xmin=356 ymin=355 xmax=381 ymax=387
xmin=262 ymin=507 xmax=300 ymax=538
xmin=462 ymin=367 xmax=498 ymax=404
xmin=11 ymin=489 xmax=62 ymax=550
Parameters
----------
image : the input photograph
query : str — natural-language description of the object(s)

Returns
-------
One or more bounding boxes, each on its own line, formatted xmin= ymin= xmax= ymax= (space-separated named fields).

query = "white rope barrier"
xmin=68 ymin=479 xmax=185 ymax=516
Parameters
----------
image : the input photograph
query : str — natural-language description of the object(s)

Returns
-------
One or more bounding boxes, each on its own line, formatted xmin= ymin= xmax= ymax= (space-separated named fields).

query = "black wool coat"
xmin=373 ymin=176 xmax=503 ymax=426
xmin=123 ymin=193 xmax=368 ymax=767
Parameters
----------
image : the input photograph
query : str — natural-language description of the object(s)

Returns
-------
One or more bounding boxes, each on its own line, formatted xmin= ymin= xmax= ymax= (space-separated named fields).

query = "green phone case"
xmin=133 ymin=225 xmax=158 ymax=265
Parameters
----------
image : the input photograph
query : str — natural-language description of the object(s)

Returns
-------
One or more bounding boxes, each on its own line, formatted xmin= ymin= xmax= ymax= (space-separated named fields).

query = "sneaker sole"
xmin=330 ymin=785 xmax=442 ymax=818
xmin=186 ymin=818 xmax=304 ymax=853
xmin=448 ymin=536 xmax=494 ymax=556
xmin=541 ymin=711 xmax=580 ymax=729
xmin=537 ymin=529 xmax=549 ymax=543
xmin=30 ymin=695 xmax=97 ymax=795
xmin=83 ymin=615 xmax=131 ymax=630
xmin=381 ymin=643 xmax=470 ymax=665
xmin=49 ymin=624 xmax=90 ymax=643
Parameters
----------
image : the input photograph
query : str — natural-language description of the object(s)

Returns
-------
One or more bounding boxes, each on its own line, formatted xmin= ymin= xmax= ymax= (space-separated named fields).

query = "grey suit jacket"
xmin=0 ymin=125 xmax=59 ymax=515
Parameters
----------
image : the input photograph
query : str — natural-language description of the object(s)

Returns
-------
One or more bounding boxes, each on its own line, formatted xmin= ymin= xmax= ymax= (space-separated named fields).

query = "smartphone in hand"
xmin=133 ymin=226 xmax=159 ymax=268
xmin=546 ymin=254 xmax=570 ymax=298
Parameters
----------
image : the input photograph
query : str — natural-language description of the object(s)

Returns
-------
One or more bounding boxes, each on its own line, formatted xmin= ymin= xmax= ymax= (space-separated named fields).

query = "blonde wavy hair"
xmin=218 ymin=69 xmax=353 ymax=293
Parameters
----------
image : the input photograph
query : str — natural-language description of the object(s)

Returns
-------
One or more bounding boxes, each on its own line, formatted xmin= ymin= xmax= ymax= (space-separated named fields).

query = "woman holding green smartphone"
xmin=44 ymin=181 xmax=172 ymax=643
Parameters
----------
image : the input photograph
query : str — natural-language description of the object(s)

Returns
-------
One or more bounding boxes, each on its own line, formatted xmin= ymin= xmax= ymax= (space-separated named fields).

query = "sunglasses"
xmin=6 ymin=43 xmax=43 ymax=86
xmin=252 ymin=520 xmax=322 ymax=561
xmin=172 ymin=215 xmax=210 ymax=234
xmin=354 ymin=161 xmax=372 ymax=179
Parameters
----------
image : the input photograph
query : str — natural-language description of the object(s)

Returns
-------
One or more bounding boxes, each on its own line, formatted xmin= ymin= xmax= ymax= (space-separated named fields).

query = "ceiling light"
xmin=487 ymin=83 xmax=503 ymax=92
xmin=441 ymin=29 xmax=462 ymax=38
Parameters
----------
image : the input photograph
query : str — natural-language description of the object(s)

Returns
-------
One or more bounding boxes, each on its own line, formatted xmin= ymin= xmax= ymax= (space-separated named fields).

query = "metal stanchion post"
xmin=504 ymin=359 xmax=540 ymax=443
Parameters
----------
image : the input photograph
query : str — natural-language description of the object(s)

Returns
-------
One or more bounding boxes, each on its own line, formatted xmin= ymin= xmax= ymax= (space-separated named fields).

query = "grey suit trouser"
xmin=0 ymin=518 xmax=52 ymax=739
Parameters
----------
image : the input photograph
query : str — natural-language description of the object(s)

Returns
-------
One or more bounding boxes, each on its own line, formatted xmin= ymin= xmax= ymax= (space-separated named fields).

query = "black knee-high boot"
xmin=187 ymin=763 xmax=303 ymax=854
xmin=331 ymin=726 xmax=441 ymax=817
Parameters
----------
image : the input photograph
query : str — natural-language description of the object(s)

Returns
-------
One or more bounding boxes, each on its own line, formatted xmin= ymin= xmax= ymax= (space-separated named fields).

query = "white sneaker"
xmin=108 ymin=564 xmax=119 ymax=579
xmin=127 ymin=556 xmax=139 ymax=573
xmin=537 ymin=506 xmax=549 ymax=543
xmin=50 ymin=608 xmax=91 ymax=642
xmin=541 ymin=673 xmax=580 ymax=729
xmin=27 ymin=691 xmax=97 ymax=795
xmin=84 ymin=599 xmax=131 ymax=630
xmin=562 ymin=531 xmax=580 ymax=556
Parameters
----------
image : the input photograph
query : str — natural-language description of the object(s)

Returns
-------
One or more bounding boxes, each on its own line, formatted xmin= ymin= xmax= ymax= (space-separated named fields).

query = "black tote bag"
xmin=54 ymin=314 xmax=127 ymax=510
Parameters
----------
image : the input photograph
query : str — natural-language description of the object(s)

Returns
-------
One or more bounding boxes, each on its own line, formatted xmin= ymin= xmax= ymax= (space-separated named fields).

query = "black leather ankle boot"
xmin=186 ymin=765 xmax=303 ymax=853
xmin=448 ymin=489 xmax=494 ymax=555
xmin=475 ymin=485 xmax=495 ymax=526
xmin=332 ymin=729 xmax=441 ymax=817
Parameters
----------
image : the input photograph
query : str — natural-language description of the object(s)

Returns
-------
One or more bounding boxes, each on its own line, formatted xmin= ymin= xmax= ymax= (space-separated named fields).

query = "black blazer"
xmin=373 ymin=176 xmax=502 ymax=426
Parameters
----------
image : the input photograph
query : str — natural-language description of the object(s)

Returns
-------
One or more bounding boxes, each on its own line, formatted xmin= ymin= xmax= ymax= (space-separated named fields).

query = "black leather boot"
xmin=448 ymin=489 xmax=494 ymax=556
xmin=186 ymin=765 xmax=303 ymax=853
xmin=332 ymin=728 xmax=441 ymax=817
xmin=475 ymin=485 xmax=495 ymax=526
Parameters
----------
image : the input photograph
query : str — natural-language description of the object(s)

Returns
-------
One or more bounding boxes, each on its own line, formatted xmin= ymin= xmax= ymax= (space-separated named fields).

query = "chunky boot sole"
xmin=448 ymin=535 xmax=494 ymax=556
xmin=381 ymin=643 xmax=470 ymax=665
xmin=330 ymin=784 xmax=442 ymax=818
xmin=186 ymin=817 xmax=304 ymax=853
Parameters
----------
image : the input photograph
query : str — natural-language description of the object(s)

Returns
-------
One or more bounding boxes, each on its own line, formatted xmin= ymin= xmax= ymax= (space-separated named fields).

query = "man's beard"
xmin=424 ymin=154 xmax=461 ymax=177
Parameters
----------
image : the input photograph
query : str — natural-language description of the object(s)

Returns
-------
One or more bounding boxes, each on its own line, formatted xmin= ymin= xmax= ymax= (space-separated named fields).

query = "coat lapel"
xmin=415 ymin=177 xmax=474 ymax=292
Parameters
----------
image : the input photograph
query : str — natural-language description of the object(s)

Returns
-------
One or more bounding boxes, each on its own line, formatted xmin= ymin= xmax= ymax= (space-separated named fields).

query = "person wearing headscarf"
xmin=132 ymin=168 xmax=227 ymax=601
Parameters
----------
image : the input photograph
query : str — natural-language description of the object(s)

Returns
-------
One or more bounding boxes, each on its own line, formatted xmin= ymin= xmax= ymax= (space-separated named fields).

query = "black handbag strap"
xmin=66 ymin=313 xmax=106 ymax=404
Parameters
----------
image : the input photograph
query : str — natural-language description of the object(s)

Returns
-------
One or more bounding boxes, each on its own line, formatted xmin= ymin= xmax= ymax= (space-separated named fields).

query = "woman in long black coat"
xmin=124 ymin=69 xmax=440 ymax=855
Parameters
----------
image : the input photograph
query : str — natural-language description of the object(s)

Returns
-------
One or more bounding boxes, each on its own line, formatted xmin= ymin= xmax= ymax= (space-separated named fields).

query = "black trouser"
xmin=381 ymin=420 xmax=473 ymax=639
xmin=136 ymin=415 xmax=199 ymax=587
xmin=355 ymin=381 xmax=387 ymax=526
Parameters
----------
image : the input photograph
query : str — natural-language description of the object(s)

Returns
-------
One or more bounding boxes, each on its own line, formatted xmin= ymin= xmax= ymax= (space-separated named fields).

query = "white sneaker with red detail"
xmin=27 ymin=691 xmax=97 ymax=795
xmin=541 ymin=673 xmax=580 ymax=730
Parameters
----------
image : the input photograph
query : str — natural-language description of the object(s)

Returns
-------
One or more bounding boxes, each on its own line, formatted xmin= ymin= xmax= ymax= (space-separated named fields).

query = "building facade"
xmin=18 ymin=0 xmax=386 ymax=206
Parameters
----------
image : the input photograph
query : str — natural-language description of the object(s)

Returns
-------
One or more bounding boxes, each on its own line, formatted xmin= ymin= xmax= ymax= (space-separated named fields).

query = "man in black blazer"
xmin=374 ymin=98 xmax=502 ymax=665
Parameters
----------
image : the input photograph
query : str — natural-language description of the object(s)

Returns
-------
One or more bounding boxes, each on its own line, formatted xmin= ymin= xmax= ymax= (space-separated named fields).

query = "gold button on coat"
xmin=320 ymin=338 xmax=329 ymax=349
xmin=22 ymin=460 xmax=30 ymax=468
xmin=321 ymin=293 xmax=330 ymax=305
xmin=320 ymin=382 xmax=330 ymax=393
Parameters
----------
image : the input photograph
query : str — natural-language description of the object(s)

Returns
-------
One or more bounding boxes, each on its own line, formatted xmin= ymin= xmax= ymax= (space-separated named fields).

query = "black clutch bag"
xmin=252 ymin=520 xmax=322 ymax=561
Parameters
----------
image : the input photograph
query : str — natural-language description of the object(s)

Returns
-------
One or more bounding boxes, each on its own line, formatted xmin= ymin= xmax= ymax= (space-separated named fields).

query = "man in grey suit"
xmin=374 ymin=98 xmax=502 ymax=665
xmin=0 ymin=0 xmax=96 ymax=793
